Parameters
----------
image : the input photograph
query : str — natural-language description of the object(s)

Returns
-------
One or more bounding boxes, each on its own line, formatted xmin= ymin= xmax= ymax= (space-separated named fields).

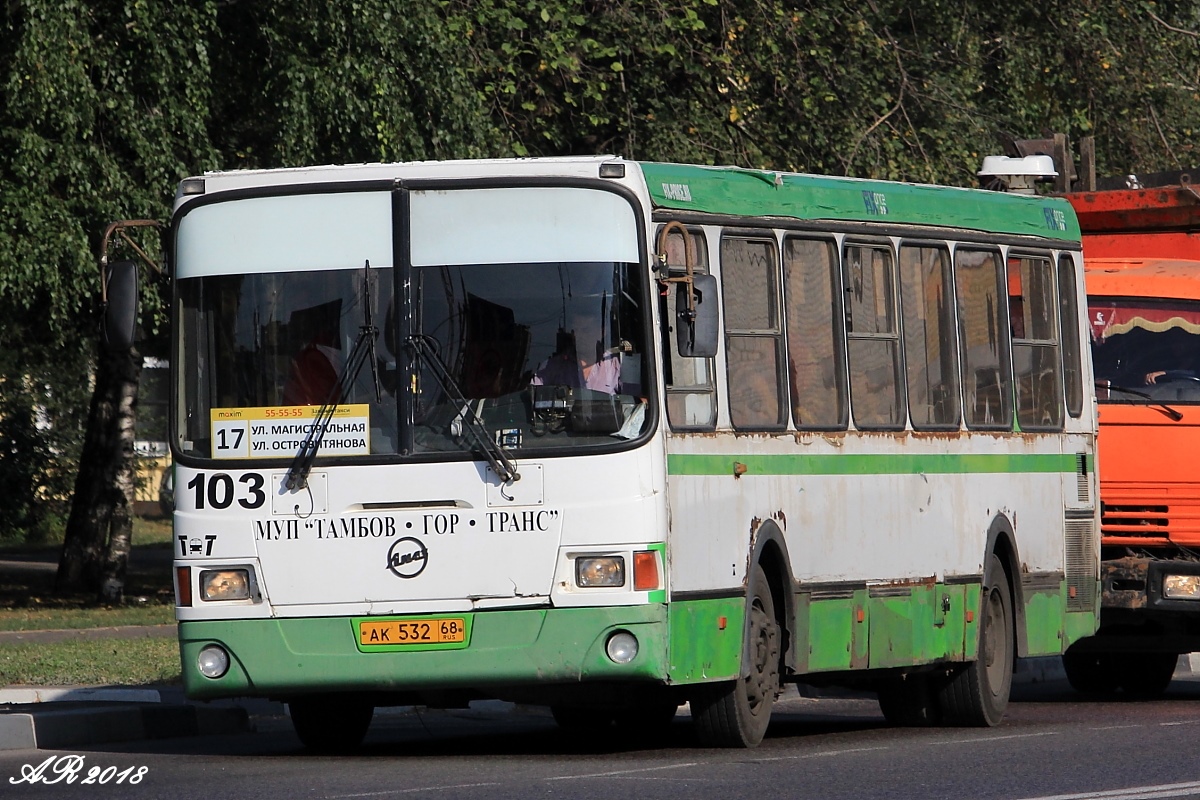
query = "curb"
xmin=0 ymin=700 xmax=249 ymax=753
xmin=0 ymin=687 xmax=162 ymax=705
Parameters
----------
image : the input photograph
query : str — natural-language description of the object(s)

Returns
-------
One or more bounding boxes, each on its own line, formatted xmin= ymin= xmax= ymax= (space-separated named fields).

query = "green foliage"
xmin=0 ymin=343 xmax=91 ymax=542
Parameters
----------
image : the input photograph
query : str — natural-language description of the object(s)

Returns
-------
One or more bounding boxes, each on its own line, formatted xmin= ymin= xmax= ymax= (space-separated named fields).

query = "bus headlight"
xmin=197 ymin=645 xmax=230 ymax=679
xmin=1164 ymin=574 xmax=1200 ymax=600
xmin=606 ymin=631 xmax=639 ymax=664
xmin=200 ymin=569 xmax=251 ymax=601
xmin=576 ymin=556 xmax=625 ymax=588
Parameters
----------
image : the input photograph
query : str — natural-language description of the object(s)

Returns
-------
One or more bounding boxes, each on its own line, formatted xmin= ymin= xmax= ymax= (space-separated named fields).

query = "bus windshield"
xmin=173 ymin=185 xmax=650 ymax=462
xmin=412 ymin=260 xmax=649 ymax=455
xmin=1090 ymin=296 xmax=1200 ymax=403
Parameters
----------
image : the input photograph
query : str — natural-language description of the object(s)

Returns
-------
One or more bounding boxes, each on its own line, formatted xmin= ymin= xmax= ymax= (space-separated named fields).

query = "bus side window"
xmin=783 ymin=236 xmax=846 ymax=429
xmin=899 ymin=243 xmax=960 ymax=430
xmin=660 ymin=224 xmax=716 ymax=429
xmin=844 ymin=242 xmax=904 ymax=430
xmin=721 ymin=234 xmax=786 ymax=430
xmin=1009 ymin=253 xmax=1064 ymax=431
xmin=1057 ymin=254 xmax=1084 ymax=417
xmin=955 ymin=248 xmax=1013 ymax=430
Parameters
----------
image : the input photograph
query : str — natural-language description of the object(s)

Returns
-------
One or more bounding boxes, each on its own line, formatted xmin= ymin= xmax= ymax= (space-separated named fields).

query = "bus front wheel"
xmin=691 ymin=564 xmax=780 ymax=747
xmin=289 ymin=695 xmax=374 ymax=753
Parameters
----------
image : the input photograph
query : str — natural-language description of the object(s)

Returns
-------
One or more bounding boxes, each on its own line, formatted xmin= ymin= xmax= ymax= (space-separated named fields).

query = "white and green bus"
xmin=143 ymin=156 xmax=1099 ymax=749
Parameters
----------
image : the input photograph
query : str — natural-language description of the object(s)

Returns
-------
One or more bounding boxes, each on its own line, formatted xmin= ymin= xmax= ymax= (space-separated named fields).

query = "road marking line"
xmin=546 ymin=762 xmax=698 ymax=781
xmin=329 ymin=784 xmax=502 ymax=798
xmin=928 ymin=731 xmax=1058 ymax=745
xmin=744 ymin=746 xmax=890 ymax=763
xmin=1011 ymin=779 xmax=1200 ymax=800
xmin=1091 ymin=725 xmax=1142 ymax=731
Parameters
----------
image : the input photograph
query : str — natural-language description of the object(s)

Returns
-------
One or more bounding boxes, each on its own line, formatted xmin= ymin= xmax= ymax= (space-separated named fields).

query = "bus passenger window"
xmin=721 ymin=236 xmax=785 ymax=430
xmin=844 ymin=243 xmax=904 ymax=430
xmin=955 ymin=249 xmax=1013 ymax=430
xmin=899 ymin=244 xmax=960 ymax=430
xmin=1057 ymin=254 xmax=1084 ymax=418
xmin=1009 ymin=254 xmax=1063 ymax=430
xmin=783 ymin=237 xmax=846 ymax=429
xmin=659 ymin=224 xmax=716 ymax=429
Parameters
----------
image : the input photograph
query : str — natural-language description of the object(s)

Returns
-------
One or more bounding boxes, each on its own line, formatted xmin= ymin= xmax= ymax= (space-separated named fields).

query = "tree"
xmin=2 ymin=0 xmax=1197 ymax=601
xmin=1 ymin=0 xmax=220 ymax=599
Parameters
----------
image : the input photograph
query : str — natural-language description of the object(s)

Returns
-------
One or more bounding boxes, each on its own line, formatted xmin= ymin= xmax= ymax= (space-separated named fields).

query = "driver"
xmin=1144 ymin=335 xmax=1198 ymax=385
xmin=531 ymin=306 xmax=624 ymax=395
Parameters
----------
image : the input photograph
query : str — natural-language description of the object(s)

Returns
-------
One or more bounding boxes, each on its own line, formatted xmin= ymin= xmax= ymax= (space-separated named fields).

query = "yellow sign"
xmin=209 ymin=405 xmax=370 ymax=458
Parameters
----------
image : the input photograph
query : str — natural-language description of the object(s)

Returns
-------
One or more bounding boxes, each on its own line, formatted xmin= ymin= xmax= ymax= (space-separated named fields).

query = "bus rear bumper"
xmin=179 ymin=605 xmax=668 ymax=701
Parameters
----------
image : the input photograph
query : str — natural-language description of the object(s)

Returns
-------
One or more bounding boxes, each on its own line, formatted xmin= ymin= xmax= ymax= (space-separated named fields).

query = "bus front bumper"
xmin=178 ymin=604 xmax=668 ymax=701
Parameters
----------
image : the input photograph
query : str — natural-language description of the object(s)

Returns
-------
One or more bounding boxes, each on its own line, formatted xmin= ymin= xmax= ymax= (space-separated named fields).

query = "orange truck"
xmin=1064 ymin=172 xmax=1200 ymax=696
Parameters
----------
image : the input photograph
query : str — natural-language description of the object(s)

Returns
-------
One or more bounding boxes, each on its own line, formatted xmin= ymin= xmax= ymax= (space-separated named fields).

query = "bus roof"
xmin=639 ymin=162 xmax=1081 ymax=242
xmin=178 ymin=157 xmax=1082 ymax=243
xmin=1084 ymin=257 xmax=1200 ymax=300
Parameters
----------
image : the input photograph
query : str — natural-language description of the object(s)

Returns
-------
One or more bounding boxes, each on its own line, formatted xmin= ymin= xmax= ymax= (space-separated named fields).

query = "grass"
xmin=0 ymin=516 xmax=181 ymax=686
xmin=0 ymin=605 xmax=175 ymax=632
xmin=0 ymin=638 xmax=181 ymax=686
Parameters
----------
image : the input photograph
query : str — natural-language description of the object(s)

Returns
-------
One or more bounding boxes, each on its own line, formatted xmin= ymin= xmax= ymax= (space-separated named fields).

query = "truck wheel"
xmin=1062 ymin=651 xmax=1121 ymax=695
xmin=1118 ymin=652 xmax=1177 ymax=699
xmin=938 ymin=554 xmax=1013 ymax=726
xmin=691 ymin=563 xmax=780 ymax=747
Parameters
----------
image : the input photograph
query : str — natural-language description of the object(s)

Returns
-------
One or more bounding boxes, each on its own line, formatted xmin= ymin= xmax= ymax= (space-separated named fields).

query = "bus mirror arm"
xmin=405 ymin=334 xmax=520 ymax=485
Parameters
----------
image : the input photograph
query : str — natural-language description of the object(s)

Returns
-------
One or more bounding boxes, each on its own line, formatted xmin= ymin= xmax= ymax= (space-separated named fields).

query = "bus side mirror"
xmin=104 ymin=259 xmax=139 ymax=352
xmin=676 ymin=273 xmax=718 ymax=358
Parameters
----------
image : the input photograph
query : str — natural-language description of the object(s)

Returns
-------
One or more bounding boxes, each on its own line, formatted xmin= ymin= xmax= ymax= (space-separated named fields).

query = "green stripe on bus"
xmin=667 ymin=452 xmax=1080 ymax=477
xmin=639 ymin=162 xmax=1081 ymax=241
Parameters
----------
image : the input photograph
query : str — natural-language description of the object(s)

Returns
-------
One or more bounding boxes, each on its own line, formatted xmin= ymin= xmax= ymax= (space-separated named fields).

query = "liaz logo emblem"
xmin=386 ymin=537 xmax=428 ymax=579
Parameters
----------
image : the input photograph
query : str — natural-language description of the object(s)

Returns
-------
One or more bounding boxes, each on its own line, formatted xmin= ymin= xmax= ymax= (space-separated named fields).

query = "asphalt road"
xmin=3 ymin=678 xmax=1200 ymax=800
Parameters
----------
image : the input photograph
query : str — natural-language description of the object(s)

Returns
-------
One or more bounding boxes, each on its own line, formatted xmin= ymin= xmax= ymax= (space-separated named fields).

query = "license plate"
xmin=358 ymin=617 xmax=467 ymax=648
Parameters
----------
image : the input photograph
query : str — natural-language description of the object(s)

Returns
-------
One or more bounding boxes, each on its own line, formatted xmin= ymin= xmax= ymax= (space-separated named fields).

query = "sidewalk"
xmin=0 ymin=623 xmax=266 ymax=751
xmin=0 ymin=685 xmax=261 ymax=751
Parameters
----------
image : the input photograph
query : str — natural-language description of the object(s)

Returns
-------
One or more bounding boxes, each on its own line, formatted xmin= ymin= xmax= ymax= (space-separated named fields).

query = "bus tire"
xmin=288 ymin=695 xmax=374 ymax=753
xmin=938 ymin=554 xmax=1013 ymax=726
xmin=1061 ymin=650 xmax=1121 ymax=695
xmin=691 ymin=563 xmax=780 ymax=747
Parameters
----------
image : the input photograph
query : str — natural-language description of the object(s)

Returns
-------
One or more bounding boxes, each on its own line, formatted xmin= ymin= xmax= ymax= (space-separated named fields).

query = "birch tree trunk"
xmin=55 ymin=345 xmax=141 ymax=601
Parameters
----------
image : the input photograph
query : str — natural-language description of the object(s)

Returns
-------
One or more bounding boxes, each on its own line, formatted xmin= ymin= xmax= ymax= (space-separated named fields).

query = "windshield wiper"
xmin=1098 ymin=381 xmax=1183 ymax=422
xmin=285 ymin=261 xmax=382 ymax=491
xmin=405 ymin=334 xmax=520 ymax=485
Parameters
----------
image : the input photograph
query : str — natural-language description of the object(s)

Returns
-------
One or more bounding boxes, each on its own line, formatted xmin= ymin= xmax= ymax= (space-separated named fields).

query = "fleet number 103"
xmin=186 ymin=472 xmax=266 ymax=510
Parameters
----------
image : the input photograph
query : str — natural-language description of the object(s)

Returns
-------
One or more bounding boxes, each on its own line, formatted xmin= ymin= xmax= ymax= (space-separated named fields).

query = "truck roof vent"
xmin=978 ymin=155 xmax=1058 ymax=195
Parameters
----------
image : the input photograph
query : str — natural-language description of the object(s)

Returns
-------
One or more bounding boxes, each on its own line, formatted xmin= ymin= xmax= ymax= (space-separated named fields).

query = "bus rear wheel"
xmin=691 ymin=564 xmax=780 ymax=748
xmin=938 ymin=554 xmax=1013 ymax=726
xmin=288 ymin=695 xmax=374 ymax=753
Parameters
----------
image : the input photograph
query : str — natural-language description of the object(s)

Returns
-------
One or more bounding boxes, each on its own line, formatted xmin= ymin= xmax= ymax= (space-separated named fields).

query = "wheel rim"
xmin=743 ymin=597 xmax=779 ymax=714
xmin=981 ymin=584 xmax=1009 ymax=696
